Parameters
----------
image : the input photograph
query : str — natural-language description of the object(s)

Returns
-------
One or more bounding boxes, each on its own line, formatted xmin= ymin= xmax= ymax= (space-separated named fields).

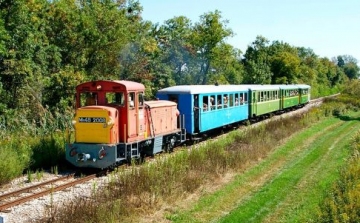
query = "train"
xmin=65 ymin=80 xmax=310 ymax=169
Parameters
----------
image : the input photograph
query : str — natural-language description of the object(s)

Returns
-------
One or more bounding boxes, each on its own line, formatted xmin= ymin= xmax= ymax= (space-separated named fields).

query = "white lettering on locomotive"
xmin=79 ymin=117 xmax=106 ymax=123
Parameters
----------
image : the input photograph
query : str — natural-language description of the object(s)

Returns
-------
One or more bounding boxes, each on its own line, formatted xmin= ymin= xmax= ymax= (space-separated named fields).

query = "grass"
xmin=222 ymin=120 xmax=354 ymax=222
xmin=314 ymin=129 xmax=360 ymax=222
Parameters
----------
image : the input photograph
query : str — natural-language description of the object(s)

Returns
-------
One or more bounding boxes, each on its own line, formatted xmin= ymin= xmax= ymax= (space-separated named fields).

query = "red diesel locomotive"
xmin=65 ymin=80 xmax=186 ymax=169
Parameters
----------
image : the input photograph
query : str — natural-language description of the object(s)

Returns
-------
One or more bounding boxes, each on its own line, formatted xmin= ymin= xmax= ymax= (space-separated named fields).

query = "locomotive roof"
xmin=157 ymin=85 xmax=249 ymax=94
xmin=76 ymin=80 xmax=145 ymax=91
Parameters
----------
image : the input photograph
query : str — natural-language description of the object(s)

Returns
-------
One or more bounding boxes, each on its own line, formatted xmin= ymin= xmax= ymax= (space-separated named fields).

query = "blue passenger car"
xmin=156 ymin=85 xmax=249 ymax=135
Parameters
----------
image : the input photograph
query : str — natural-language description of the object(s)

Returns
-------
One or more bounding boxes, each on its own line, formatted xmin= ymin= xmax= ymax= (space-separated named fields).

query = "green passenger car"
xmin=279 ymin=85 xmax=301 ymax=109
xmin=297 ymin=84 xmax=311 ymax=105
xmin=248 ymin=85 xmax=281 ymax=118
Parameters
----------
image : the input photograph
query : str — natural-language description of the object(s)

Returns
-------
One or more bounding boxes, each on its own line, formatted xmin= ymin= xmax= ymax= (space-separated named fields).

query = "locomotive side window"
xmin=128 ymin=92 xmax=135 ymax=108
xmin=138 ymin=92 xmax=144 ymax=108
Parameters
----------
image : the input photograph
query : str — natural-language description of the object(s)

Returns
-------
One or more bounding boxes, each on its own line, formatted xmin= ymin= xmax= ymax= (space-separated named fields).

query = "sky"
xmin=139 ymin=0 xmax=360 ymax=63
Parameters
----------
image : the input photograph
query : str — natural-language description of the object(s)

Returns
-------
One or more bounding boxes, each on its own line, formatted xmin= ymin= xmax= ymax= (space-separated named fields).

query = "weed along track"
xmin=0 ymin=174 xmax=98 ymax=212
xmin=168 ymin=112 xmax=360 ymax=223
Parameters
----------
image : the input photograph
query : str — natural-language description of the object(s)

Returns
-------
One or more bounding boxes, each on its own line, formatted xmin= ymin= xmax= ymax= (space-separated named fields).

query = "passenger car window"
xmin=229 ymin=94 xmax=234 ymax=107
xmin=203 ymin=96 xmax=209 ymax=112
xmin=210 ymin=95 xmax=216 ymax=110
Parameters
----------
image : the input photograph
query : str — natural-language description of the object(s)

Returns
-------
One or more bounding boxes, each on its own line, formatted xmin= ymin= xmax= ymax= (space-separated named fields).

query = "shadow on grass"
xmin=335 ymin=115 xmax=360 ymax=121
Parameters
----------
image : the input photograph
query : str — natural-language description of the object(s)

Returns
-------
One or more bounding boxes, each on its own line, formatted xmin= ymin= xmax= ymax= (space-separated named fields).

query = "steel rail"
xmin=0 ymin=174 xmax=96 ymax=211
xmin=0 ymin=174 xmax=74 ymax=201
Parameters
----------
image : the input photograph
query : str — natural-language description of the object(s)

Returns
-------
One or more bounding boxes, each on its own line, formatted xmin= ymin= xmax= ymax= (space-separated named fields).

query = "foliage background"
xmin=0 ymin=0 xmax=359 ymax=183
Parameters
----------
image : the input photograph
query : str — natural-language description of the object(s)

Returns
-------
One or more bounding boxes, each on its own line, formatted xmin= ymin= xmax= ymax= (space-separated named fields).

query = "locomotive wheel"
xmin=139 ymin=152 xmax=146 ymax=164
xmin=165 ymin=143 xmax=173 ymax=153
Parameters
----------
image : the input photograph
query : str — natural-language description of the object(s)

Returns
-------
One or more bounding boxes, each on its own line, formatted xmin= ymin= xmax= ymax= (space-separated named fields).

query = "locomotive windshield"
xmin=79 ymin=92 xmax=98 ymax=107
xmin=106 ymin=92 xmax=125 ymax=106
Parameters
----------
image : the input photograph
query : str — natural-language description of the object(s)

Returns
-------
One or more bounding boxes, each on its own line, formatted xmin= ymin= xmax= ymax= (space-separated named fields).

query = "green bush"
xmin=0 ymin=138 xmax=32 ymax=185
xmin=0 ymin=132 xmax=67 ymax=186
xmin=30 ymin=134 xmax=67 ymax=170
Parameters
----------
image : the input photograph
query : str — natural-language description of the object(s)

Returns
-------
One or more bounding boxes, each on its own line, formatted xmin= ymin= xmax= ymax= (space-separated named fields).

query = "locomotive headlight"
xmin=71 ymin=120 xmax=77 ymax=126
xmin=69 ymin=148 xmax=78 ymax=157
xmin=98 ymin=148 xmax=106 ymax=159
xmin=107 ymin=118 xmax=114 ymax=126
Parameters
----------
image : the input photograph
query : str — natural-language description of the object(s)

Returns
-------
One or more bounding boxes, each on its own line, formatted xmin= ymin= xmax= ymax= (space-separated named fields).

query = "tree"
xmin=343 ymin=62 xmax=360 ymax=79
xmin=0 ymin=0 xmax=56 ymax=122
xmin=0 ymin=17 xmax=9 ymax=114
xmin=191 ymin=10 xmax=233 ymax=84
xmin=242 ymin=36 xmax=272 ymax=84
xmin=297 ymin=47 xmax=321 ymax=86
xmin=334 ymin=55 xmax=359 ymax=79
xmin=155 ymin=16 xmax=195 ymax=85
xmin=209 ymin=43 xmax=244 ymax=84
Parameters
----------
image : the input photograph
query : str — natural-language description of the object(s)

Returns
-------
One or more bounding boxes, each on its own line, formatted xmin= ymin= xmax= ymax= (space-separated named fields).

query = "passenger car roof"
xmin=157 ymin=85 xmax=250 ymax=94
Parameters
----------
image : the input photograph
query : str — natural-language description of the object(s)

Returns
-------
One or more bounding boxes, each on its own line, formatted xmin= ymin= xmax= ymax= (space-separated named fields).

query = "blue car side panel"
xmin=199 ymin=105 xmax=248 ymax=132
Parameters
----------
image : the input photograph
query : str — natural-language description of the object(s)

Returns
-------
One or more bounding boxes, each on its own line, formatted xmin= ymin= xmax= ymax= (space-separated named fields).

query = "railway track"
xmin=0 ymin=174 xmax=97 ymax=212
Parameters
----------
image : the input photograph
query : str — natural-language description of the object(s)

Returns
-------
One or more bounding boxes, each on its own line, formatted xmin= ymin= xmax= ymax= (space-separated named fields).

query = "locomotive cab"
xmin=74 ymin=80 xmax=147 ymax=144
